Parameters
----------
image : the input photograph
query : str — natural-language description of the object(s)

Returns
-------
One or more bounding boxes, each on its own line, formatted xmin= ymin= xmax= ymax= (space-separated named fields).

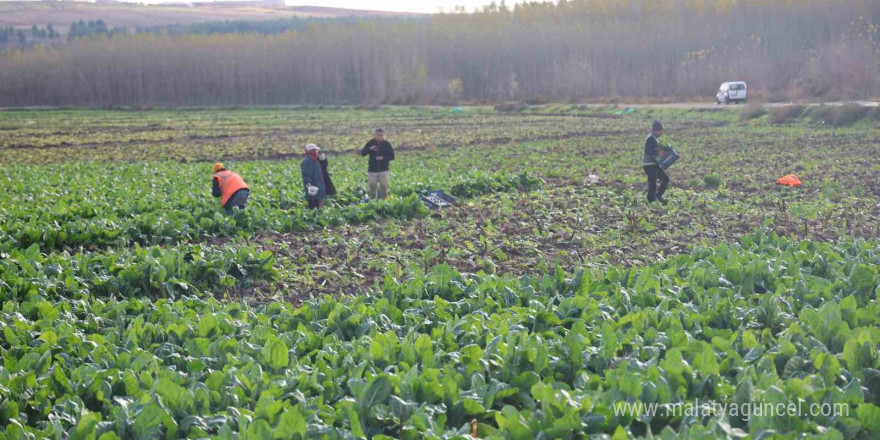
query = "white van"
xmin=716 ymin=82 xmax=747 ymax=104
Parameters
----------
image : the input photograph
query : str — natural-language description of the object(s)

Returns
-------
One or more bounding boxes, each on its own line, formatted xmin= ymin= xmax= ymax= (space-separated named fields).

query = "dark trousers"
xmin=224 ymin=189 xmax=250 ymax=214
xmin=307 ymin=198 xmax=325 ymax=210
xmin=643 ymin=165 xmax=669 ymax=202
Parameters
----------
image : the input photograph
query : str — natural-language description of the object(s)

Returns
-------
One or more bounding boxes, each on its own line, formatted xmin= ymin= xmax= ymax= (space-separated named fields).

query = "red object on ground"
xmin=777 ymin=175 xmax=802 ymax=187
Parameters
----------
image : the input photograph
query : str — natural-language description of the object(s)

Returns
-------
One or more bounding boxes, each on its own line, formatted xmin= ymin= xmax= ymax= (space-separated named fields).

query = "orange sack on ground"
xmin=777 ymin=174 xmax=802 ymax=187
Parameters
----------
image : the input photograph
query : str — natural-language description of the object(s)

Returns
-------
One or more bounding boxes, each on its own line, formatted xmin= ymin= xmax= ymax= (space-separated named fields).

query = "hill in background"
xmin=0 ymin=1 xmax=419 ymax=34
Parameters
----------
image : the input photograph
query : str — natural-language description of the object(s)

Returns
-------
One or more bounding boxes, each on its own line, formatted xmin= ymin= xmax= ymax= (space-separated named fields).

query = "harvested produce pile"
xmin=0 ymin=106 xmax=877 ymax=439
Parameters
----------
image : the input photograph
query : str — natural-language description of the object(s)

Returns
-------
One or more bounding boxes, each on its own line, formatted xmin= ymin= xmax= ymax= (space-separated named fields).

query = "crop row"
xmin=1 ymin=242 xmax=277 ymax=303
xmin=0 ymin=155 xmax=538 ymax=252
xmin=3 ymin=118 xmax=878 ymax=257
xmin=7 ymin=127 xmax=876 ymax=250
xmin=0 ymin=232 xmax=877 ymax=439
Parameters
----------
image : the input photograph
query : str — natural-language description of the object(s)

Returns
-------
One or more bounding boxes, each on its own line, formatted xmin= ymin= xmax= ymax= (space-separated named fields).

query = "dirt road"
xmin=586 ymin=101 xmax=879 ymax=109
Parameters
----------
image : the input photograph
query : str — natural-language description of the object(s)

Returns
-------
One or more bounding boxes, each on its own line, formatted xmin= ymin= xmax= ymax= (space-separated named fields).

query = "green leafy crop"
xmin=0 ymin=106 xmax=877 ymax=439
xmin=0 ymin=233 xmax=876 ymax=439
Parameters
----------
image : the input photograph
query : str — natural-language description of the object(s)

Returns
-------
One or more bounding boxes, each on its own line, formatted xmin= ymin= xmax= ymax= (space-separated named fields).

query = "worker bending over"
xmin=212 ymin=163 xmax=250 ymax=213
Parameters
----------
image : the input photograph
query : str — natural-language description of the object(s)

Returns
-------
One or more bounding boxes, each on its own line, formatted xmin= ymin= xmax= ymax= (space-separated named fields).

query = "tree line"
xmin=68 ymin=20 xmax=128 ymax=41
xmin=0 ymin=25 xmax=60 ymax=47
xmin=0 ymin=26 xmax=22 ymax=44
xmin=135 ymin=16 xmax=365 ymax=37
xmin=31 ymin=24 xmax=61 ymax=40
xmin=0 ymin=0 xmax=876 ymax=107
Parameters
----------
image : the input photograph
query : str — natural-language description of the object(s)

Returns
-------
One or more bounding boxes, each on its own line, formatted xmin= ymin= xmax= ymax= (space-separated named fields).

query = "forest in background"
xmin=0 ymin=0 xmax=877 ymax=106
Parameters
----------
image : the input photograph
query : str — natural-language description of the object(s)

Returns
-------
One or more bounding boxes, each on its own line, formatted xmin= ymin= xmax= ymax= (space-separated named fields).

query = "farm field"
xmin=0 ymin=105 xmax=879 ymax=439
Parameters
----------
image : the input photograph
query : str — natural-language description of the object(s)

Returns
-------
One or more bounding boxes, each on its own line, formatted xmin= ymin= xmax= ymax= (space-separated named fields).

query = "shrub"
xmin=494 ymin=102 xmax=520 ymax=113
xmin=810 ymin=104 xmax=870 ymax=127
xmin=739 ymin=104 xmax=767 ymax=121
xmin=703 ymin=174 xmax=722 ymax=189
xmin=525 ymin=95 xmax=549 ymax=105
xmin=771 ymin=105 xmax=806 ymax=124
xmin=831 ymin=104 xmax=870 ymax=126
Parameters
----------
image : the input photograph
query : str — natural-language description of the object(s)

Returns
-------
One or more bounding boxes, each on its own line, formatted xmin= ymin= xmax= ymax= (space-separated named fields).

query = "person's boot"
xmin=657 ymin=196 xmax=668 ymax=205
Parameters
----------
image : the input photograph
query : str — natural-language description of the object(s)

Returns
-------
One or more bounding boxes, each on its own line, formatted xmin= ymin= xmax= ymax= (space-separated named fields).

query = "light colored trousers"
xmin=368 ymin=171 xmax=390 ymax=199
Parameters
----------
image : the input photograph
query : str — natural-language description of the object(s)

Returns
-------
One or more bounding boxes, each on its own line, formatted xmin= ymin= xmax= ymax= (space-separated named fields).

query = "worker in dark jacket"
xmin=318 ymin=152 xmax=336 ymax=197
xmin=643 ymin=121 xmax=670 ymax=204
xmin=301 ymin=144 xmax=326 ymax=209
xmin=212 ymin=163 xmax=250 ymax=213
xmin=360 ymin=128 xmax=395 ymax=199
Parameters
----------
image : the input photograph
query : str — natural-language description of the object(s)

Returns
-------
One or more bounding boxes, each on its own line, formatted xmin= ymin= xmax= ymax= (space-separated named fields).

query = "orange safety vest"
xmin=214 ymin=170 xmax=249 ymax=207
